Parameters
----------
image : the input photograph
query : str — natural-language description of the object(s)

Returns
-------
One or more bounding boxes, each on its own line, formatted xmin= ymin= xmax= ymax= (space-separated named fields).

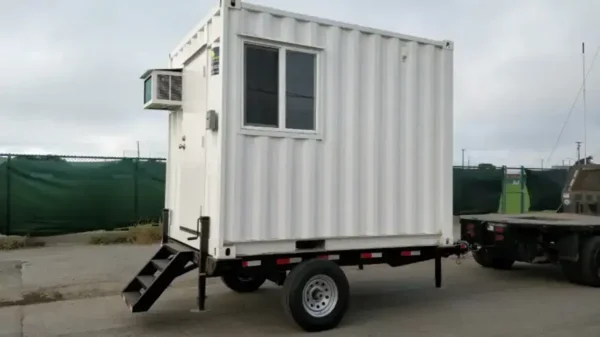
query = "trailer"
xmin=123 ymin=0 xmax=463 ymax=332
xmin=460 ymin=164 xmax=600 ymax=287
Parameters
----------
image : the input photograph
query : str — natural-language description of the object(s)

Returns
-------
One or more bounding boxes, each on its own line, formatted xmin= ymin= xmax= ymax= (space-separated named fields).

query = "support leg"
xmin=434 ymin=251 xmax=442 ymax=288
xmin=197 ymin=216 xmax=210 ymax=311
xmin=161 ymin=209 xmax=169 ymax=245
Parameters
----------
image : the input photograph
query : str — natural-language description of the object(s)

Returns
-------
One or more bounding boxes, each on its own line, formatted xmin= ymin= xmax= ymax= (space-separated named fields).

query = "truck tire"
xmin=221 ymin=269 xmax=267 ymax=293
xmin=579 ymin=236 xmax=600 ymax=287
xmin=472 ymin=249 xmax=515 ymax=270
xmin=281 ymin=259 xmax=350 ymax=332
xmin=560 ymin=260 xmax=583 ymax=284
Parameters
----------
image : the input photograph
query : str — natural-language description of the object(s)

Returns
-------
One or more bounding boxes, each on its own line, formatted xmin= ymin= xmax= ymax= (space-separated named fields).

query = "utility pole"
xmin=136 ymin=141 xmax=140 ymax=158
xmin=582 ymin=42 xmax=588 ymax=164
xmin=576 ymin=141 xmax=582 ymax=162
xmin=461 ymin=149 xmax=465 ymax=168
xmin=541 ymin=159 xmax=544 ymax=170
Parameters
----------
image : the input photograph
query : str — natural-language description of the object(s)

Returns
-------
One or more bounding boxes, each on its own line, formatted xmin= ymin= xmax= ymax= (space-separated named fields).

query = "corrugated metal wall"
xmin=221 ymin=3 xmax=454 ymax=246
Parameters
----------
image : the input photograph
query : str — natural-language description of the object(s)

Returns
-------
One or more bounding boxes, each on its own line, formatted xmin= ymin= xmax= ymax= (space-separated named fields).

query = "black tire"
xmin=472 ymin=249 xmax=515 ymax=270
xmin=281 ymin=259 xmax=350 ymax=332
xmin=560 ymin=260 xmax=584 ymax=284
xmin=221 ymin=269 xmax=267 ymax=293
xmin=579 ymin=236 xmax=600 ymax=287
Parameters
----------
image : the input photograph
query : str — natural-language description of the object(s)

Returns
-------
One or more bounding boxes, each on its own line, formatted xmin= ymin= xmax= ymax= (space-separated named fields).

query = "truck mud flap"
xmin=556 ymin=233 xmax=579 ymax=262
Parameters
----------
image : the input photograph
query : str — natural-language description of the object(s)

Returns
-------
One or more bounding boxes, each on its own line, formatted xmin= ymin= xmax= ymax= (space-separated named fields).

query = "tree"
xmin=478 ymin=163 xmax=495 ymax=170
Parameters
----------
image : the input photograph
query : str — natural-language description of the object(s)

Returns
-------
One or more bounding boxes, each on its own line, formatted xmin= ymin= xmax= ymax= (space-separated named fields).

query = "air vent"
xmin=140 ymin=69 xmax=183 ymax=111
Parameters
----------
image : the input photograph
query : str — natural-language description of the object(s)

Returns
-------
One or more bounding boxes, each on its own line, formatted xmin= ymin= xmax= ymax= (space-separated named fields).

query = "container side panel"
xmin=222 ymin=6 xmax=454 ymax=248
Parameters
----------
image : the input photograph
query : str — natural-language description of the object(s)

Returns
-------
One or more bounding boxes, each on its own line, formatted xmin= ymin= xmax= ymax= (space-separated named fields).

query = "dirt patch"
xmin=88 ymin=232 xmax=130 ymax=245
xmin=0 ymin=236 xmax=45 ymax=251
xmin=0 ymin=290 xmax=63 ymax=308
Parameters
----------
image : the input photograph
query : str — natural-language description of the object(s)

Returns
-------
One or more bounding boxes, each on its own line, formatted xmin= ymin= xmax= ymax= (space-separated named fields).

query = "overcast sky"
xmin=1 ymin=0 xmax=599 ymax=167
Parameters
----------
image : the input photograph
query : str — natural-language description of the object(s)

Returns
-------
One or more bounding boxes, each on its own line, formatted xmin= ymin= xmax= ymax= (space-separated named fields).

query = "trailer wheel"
xmin=579 ymin=236 xmax=600 ymax=287
xmin=281 ymin=259 xmax=349 ymax=332
xmin=472 ymin=249 xmax=514 ymax=270
xmin=221 ymin=269 xmax=267 ymax=293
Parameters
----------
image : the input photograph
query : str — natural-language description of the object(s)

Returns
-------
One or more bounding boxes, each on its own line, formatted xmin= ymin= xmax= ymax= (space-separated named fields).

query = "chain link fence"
xmin=0 ymin=153 xmax=571 ymax=236
xmin=0 ymin=153 xmax=166 ymax=236
xmin=458 ymin=165 xmax=571 ymax=214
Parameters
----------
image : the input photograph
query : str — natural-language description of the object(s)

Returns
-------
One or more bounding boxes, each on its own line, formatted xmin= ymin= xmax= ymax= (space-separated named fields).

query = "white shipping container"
xmin=150 ymin=0 xmax=454 ymax=259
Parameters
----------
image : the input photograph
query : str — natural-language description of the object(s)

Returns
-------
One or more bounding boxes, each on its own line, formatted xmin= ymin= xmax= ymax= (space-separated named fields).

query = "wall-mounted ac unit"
xmin=140 ymin=69 xmax=183 ymax=110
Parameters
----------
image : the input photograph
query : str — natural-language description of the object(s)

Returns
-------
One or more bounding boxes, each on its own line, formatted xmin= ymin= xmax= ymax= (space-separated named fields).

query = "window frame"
xmin=239 ymin=36 xmax=323 ymax=140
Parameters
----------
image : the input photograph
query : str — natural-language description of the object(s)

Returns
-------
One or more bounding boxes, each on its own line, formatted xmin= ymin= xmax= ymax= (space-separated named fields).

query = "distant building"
xmin=505 ymin=173 xmax=520 ymax=185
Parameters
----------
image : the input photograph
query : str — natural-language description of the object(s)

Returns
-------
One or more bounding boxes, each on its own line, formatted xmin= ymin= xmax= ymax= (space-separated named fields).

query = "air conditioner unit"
xmin=140 ymin=69 xmax=183 ymax=110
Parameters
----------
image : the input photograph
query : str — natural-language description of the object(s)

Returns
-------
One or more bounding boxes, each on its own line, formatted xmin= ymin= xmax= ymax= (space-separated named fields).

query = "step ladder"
xmin=122 ymin=243 xmax=197 ymax=312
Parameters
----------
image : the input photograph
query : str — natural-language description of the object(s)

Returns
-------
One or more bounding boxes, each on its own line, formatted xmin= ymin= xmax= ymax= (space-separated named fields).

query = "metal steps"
xmin=121 ymin=243 xmax=197 ymax=312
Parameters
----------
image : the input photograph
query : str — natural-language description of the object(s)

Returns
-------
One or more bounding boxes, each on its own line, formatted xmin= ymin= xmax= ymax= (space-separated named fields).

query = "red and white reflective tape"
xmin=241 ymin=260 xmax=261 ymax=267
xmin=317 ymin=254 xmax=340 ymax=261
xmin=276 ymin=257 xmax=302 ymax=265
xmin=400 ymin=250 xmax=421 ymax=257
xmin=360 ymin=252 xmax=383 ymax=259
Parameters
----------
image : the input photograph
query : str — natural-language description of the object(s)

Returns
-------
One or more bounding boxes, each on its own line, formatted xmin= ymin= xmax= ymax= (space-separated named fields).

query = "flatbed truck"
xmin=460 ymin=164 xmax=600 ymax=287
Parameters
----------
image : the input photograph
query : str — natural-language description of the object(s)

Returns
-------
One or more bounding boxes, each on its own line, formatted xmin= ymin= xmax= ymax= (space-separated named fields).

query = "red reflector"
xmin=494 ymin=226 xmax=504 ymax=233
xmin=276 ymin=258 xmax=290 ymax=265
xmin=460 ymin=243 xmax=467 ymax=249
xmin=400 ymin=251 xmax=411 ymax=257
xmin=495 ymin=235 xmax=504 ymax=241
xmin=317 ymin=255 xmax=328 ymax=260
xmin=242 ymin=261 xmax=248 ymax=267
xmin=360 ymin=252 xmax=372 ymax=259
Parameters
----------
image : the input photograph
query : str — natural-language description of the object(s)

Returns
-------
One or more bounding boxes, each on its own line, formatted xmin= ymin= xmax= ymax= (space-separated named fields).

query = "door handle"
xmin=187 ymin=217 xmax=201 ymax=240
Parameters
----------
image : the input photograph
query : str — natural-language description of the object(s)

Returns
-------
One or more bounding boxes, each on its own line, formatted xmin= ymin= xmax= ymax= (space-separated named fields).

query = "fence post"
xmin=134 ymin=158 xmax=139 ymax=223
xmin=500 ymin=166 xmax=507 ymax=213
xmin=520 ymin=166 xmax=526 ymax=213
xmin=5 ymin=154 xmax=11 ymax=236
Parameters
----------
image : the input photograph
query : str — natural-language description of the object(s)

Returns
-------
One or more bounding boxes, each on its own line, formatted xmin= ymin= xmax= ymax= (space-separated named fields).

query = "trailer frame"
xmin=123 ymin=209 xmax=468 ymax=332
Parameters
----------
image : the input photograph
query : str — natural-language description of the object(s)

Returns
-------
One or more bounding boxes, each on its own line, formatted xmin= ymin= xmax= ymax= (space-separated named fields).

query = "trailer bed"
xmin=460 ymin=212 xmax=600 ymax=227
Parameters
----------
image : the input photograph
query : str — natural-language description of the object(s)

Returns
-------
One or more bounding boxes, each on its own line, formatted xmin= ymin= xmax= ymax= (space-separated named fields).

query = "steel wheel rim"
xmin=302 ymin=275 xmax=338 ymax=318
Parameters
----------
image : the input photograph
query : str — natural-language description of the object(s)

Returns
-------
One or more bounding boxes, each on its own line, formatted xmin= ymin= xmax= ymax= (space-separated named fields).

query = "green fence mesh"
xmin=0 ymin=157 xmax=7 ymax=234
xmin=0 ymin=153 xmax=541 ymax=236
xmin=525 ymin=168 xmax=568 ymax=212
xmin=453 ymin=167 xmax=505 ymax=215
xmin=0 ymin=155 xmax=165 ymax=236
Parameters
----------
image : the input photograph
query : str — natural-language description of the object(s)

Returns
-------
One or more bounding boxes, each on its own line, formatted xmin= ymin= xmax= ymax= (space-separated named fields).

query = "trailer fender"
xmin=556 ymin=233 xmax=580 ymax=262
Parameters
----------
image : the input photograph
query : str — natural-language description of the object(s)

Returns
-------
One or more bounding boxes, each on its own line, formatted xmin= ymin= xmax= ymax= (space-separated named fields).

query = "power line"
xmin=546 ymin=43 xmax=600 ymax=164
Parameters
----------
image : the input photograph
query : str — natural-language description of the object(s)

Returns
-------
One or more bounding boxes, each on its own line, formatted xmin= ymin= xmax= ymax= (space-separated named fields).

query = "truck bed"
xmin=460 ymin=212 xmax=600 ymax=227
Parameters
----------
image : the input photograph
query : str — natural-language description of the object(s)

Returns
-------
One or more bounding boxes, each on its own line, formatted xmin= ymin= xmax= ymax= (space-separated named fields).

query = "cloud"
xmin=0 ymin=0 xmax=599 ymax=168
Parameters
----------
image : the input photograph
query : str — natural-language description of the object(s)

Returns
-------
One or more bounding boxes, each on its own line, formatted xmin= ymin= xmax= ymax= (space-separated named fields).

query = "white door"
xmin=171 ymin=49 xmax=209 ymax=248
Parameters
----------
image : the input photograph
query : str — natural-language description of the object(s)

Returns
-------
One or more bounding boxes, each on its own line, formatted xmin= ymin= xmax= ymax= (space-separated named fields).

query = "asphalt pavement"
xmin=2 ymin=255 xmax=600 ymax=337
xmin=2 ymin=221 xmax=600 ymax=337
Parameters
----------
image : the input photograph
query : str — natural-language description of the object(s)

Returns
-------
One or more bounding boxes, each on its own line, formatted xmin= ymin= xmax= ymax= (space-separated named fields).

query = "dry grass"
xmin=88 ymin=222 xmax=162 ymax=245
xmin=0 ymin=236 xmax=46 ymax=251
xmin=127 ymin=223 xmax=162 ymax=244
